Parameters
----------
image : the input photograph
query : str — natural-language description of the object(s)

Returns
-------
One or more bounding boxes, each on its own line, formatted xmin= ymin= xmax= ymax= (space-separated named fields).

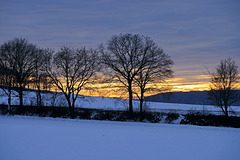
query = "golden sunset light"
xmin=0 ymin=1 xmax=240 ymax=159
xmin=78 ymin=73 xmax=240 ymax=98
xmin=77 ymin=75 xmax=211 ymax=98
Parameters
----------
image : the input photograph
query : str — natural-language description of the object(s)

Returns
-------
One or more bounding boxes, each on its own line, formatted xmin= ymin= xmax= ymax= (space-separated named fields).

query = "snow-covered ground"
xmin=0 ymin=116 xmax=240 ymax=160
xmin=1 ymin=89 xmax=240 ymax=115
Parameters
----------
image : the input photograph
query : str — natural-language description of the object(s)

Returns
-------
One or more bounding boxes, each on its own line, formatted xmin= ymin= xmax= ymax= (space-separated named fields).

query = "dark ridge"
xmin=144 ymin=90 xmax=240 ymax=106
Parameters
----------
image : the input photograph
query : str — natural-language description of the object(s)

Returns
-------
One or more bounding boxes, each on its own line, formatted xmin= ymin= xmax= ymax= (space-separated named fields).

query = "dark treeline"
xmin=1 ymin=34 xmax=238 ymax=119
xmin=0 ymin=34 xmax=174 ymax=119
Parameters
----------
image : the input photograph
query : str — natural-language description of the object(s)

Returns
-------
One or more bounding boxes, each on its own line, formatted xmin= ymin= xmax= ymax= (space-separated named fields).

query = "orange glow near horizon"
xmin=166 ymin=76 xmax=211 ymax=92
xmin=39 ymin=74 xmax=240 ymax=99
xmin=77 ymin=75 xmax=214 ymax=98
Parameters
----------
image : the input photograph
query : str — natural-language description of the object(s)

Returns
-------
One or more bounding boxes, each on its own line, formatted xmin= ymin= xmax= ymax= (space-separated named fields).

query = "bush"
xmin=0 ymin=105 xmax=8 ymax=115
xmin=92 ymin=111 xmax=115 ymax=120
xmin=77 ymin=109 xmax=92 ymax=119
xmin=165 ymin=113 xmax=179 ymax=123
xmin=1 ymin=105 xmax=240 ymax=128
xmin=180 ymin=114 xmax=240 ymax=128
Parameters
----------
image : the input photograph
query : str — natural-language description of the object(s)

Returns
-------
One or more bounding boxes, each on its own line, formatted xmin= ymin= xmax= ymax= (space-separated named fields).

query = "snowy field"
xmin=1 ymin=89 xmax=240 ymax=116
xmin=0 ymin=116 xmax=240 ymax=160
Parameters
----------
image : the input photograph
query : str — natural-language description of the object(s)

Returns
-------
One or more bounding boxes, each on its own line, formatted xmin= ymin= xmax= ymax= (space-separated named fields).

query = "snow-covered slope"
xmin=0 ymin=89 xmax=240 ymax=115
xmin=0 ymin=116 xmax=240 ymax=160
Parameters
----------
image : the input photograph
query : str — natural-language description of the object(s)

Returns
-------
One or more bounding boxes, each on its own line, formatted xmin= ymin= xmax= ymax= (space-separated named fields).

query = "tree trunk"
xmin=224 ymin=105 xmax=228 ymax=117
xmin=128 ymin=84 xmax=133 ymax=115
xmin=19 ymin=85 xmax=23 ymax=108
xmin=66 ymin=95 xmax=75 ymax=119
xmin=7 ymin=85 xmax=12 ymax=112
xmin=37 ymin=86 xmax=42 ymax=107
xmin=39 ymin=93 xmax=42 ymax=107
xmin=71 ymin=97 xmax=76 ymax=119
xmin=140 ymin=99 xmax=143 ymax=114
xmin=7 ymin=75 xmax=12 ymax=112
xmin=8 ymin=95 xmax=11 ymax=112
xmin=70 ymin=106 xmax=75 ymax=119
xmin=139 ymin=92 xmax=144 ymax=122
xmin=37 ymin=86 xmax=42 ymax=115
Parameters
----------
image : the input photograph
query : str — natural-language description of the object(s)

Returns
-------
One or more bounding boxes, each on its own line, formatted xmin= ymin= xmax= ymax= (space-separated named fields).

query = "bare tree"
xmin=101 ymin=33 xmax=158 ymax=114
xmin=31 ymin=48 xmax=53 ymax=109
xmin=133 ymin=45 xmax=173 ymax=119
xmin=0 ymin=66 xmax=15 ymax=111
xmin=46 ymin=47 xmax=99 ymax=118
xmin=208 ymin=58 xmax=240 ymax=117
xmin=0 ymin=38 xmax=39 ymax=108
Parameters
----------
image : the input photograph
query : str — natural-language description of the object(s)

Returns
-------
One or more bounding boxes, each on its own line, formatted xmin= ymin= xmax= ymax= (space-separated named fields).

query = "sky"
xmin=0 ymin=0 xmax=240 ymax=92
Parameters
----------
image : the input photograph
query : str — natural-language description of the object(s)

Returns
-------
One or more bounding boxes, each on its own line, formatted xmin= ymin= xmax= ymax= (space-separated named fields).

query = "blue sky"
xmin=0 ymin=0 xmax=240 ymax=90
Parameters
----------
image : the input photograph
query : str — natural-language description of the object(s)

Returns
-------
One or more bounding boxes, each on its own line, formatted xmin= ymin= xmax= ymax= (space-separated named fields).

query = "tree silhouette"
xmin=31 ymin=48 xmax=53 ymax=110
xmin=134 ymin=44 xmax=173 ymax=120
xmin=0 ymin=38 xmax=39 ymax=108
xmin=101 ymin=33 xmax=172 ymax=114
xmin=46 ymin=47 xmax=99 ymax=118
xmin=208 ymin=58 xmax=240 ymax=117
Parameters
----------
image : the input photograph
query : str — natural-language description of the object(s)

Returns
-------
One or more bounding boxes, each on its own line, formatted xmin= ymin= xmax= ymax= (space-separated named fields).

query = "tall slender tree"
xmin=0 ymin=65 xmax=15 ymax=111
xmin=208 ymin=58 xmax=240 ymax=117
xmin=46 ymin=47 xmax=99 ymax=118
xmin=133 ymin=45 xmax=173 ymax=119
xmin=32 ymin=48 xmax=53 ymax=109
xmin=0 ymin=38 xmax=39 ymax=108
xmin=101 ymin=33 xmax=163 ymax=114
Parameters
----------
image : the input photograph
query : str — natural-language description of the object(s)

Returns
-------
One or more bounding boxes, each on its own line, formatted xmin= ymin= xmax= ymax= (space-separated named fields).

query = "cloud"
xmin=0 ymin=0 xmax=239 ymax=91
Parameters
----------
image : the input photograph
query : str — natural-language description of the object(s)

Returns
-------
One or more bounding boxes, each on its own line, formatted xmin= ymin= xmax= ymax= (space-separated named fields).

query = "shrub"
xmin=165 ymin=113 xmax=179 ymax=123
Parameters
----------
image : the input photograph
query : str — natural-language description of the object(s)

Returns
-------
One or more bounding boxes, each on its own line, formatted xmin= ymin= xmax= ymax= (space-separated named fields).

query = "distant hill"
xmin=144 ymin=91 xmax=240 ymax=106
